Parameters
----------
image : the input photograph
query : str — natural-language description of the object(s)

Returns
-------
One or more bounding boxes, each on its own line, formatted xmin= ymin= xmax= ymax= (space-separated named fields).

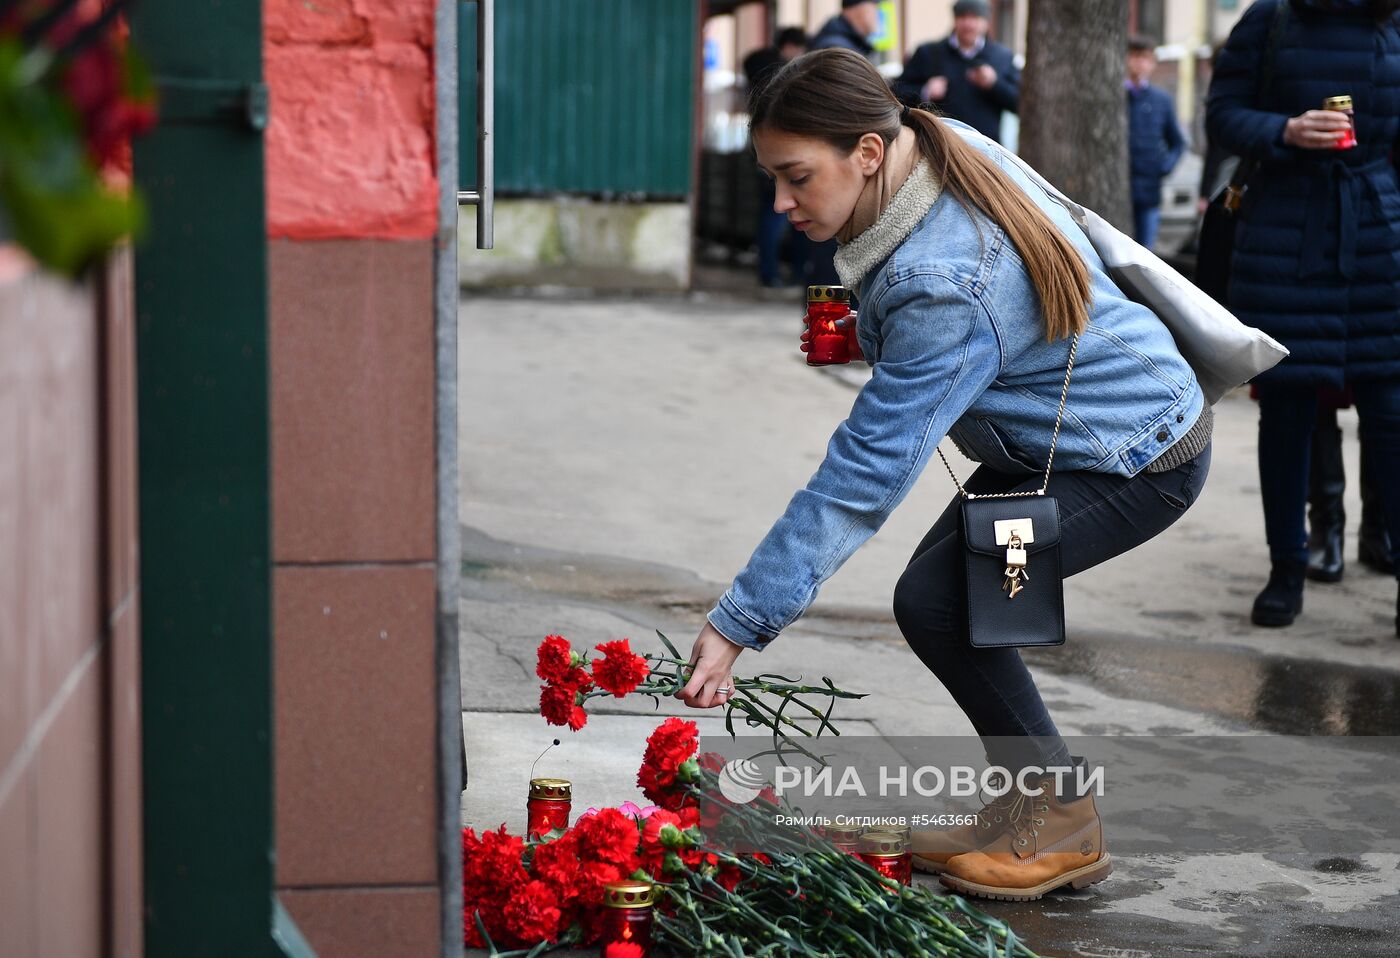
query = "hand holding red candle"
xmin=802 ymin=285 xmax=857 ymax=365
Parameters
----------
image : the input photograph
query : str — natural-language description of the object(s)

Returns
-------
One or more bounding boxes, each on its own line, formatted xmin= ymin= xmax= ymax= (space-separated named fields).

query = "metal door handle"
xmin=457 ymin=0 xmax=494 ymax=249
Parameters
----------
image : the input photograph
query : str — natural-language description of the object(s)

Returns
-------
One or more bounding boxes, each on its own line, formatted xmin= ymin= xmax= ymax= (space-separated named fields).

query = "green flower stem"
xmin=642 ymin=777 xmax=1045 ymax=958
xmin=581 ymin=641 xmax=866 ymax=761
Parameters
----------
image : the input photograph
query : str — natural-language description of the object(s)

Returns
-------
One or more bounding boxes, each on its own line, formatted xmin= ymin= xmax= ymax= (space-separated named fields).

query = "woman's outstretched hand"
xmin=676 ymin=622 xmax=744 ymax=709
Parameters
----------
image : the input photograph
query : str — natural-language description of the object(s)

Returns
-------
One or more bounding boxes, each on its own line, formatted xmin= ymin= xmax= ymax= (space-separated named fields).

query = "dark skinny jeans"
xmin=1257 ymin=380 xmax=1400 ymax=571
xmin=892 ymin=444 xmax=1211 ymax=775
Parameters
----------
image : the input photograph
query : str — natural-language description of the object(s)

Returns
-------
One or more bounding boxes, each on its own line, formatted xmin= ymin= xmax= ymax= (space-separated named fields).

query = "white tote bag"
xmin=956 ymin=128 xmax=1289 ymax=405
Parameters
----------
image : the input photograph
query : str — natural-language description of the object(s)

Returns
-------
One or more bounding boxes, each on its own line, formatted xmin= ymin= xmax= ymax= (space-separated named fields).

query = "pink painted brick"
xmin=264 ymin=17 xmax=437 ymax=239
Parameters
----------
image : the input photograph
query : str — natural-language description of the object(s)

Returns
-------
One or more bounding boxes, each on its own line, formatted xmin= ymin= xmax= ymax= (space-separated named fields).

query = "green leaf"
xmin=655 ymin=629 xmax=682 ymax=659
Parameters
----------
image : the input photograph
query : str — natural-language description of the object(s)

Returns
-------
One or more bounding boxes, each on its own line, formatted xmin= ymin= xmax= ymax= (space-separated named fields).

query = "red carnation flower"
xmin=572 ymin=858 xmax=628 ymax=943
xmin=590 ymin=638 xmax=650 ymax=697
xmin=575 ymin=859 xmax=626 ymax=903
xmin=715 ymin=861 xmax=743 ymax=892
xmin=503 ymin=878 xmax=564 ymax=944
xmin=637 ymin=718 xmax=699 ymax=807
xmin=556 ymin=666 xmax=594 ymax=691
xmin=539 ymin=683 xmax=588 ymax=731
xmin=567 ymin=706 xmax=587 ymax=730
xmin=536 ymin=634 xmax=575 ymax=684
xmin=530 ymin=831 xmax=582 ymax=900
xmin=638 ymin=808 xmax=703 ymax=876
xmin=462 ymin=825 xmax=528 ymax=946
xmin=573 ymin=807 xmax=642 ymax=869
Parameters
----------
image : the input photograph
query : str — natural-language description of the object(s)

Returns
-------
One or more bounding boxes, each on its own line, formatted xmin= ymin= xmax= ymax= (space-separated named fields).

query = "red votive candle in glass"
xmin=599 ymin=880 xmax=654 ymax=958
xmin=1324 ymin=95 xmax=1357 ymax=150
xmin=822 ymin=822 xmax=864 ymax=855
xmin=806 ymin=285 xmax=852 ymax=366
xmin=858 ymin=832 xmax=912 ymax=887
xmin=527 ymin=778 xmax=572 ymax=838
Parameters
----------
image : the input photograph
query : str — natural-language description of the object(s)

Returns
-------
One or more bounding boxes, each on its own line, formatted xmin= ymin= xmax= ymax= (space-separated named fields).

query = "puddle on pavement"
xmin=1023 ymin=637 xmax=1400 ymax=735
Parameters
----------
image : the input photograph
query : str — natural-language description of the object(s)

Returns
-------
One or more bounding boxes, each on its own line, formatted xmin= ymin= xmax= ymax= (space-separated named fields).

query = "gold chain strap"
xmin=937 ymin=333 xmax=1080 ymax=500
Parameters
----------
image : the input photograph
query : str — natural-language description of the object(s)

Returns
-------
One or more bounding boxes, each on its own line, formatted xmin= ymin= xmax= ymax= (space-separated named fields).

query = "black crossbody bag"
xmin=937 ymin=335 xmax=1079 ymax=649
xmin=1196 ymin=0 xmax=1290 ymax=303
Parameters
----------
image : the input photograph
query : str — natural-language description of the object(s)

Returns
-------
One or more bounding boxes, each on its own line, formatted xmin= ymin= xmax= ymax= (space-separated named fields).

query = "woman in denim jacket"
xmin=674 ymin=49 xmax=1213 ymax=900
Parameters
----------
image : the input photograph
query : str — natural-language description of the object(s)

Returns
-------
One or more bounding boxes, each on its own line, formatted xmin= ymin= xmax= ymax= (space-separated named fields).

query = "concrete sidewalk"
xmin=458 ymin=293 xmax=1400 ymax=957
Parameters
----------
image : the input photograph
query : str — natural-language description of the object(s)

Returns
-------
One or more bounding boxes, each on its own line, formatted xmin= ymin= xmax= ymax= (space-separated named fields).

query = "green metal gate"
xmin=131 ymin=4 xmax=312 ymax=954
xmin=459 ymin=0 xmax=698 ymax=197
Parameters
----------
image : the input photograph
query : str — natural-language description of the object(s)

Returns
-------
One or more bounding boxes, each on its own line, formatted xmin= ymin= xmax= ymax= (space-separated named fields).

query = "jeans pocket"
xmin=1156 ymin=484 xmax=1190 ymax=511
xmin=1153 ymin=444 xmax=1211 ymax=512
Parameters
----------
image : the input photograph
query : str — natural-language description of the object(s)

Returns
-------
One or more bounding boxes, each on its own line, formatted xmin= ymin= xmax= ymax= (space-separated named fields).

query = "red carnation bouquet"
xmin=535 ymin=631 xmax=864 ymax=761
xmin=464 ymin=634 xmax=1046 ymax=958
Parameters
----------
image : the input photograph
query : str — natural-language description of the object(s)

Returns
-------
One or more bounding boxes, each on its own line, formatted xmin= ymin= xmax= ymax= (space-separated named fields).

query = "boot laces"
xmin=1005 ymin=779 xmax=1053 ymax=854
xmin=970 ymin=776 xmax=1020 ymax=831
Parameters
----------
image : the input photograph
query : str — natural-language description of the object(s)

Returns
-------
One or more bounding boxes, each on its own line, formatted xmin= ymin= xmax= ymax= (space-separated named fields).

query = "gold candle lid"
xmin=870 ymin=822 xmax=912 ymax=842
xmin=603 ymin=880 xmax=655 ymax=908
xmin=528 ymin=777 xmax=571 ymax=800
xmin=823 ymin=823 xmax=863 ymax=843
xmin=858 ymin=831 xmax=908 ymax=856
xmin=1323 ymin=95 xmax=1353 ymax=111
xmin=807 ymin=284 xmax=850 ymax=304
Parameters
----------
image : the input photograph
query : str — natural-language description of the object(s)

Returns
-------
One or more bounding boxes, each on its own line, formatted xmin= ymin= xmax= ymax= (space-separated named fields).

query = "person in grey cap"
xmin=892 ymin=0 xmax=1020 ymax=142
xmin=810 ymin=0 xmax=880 ymax=62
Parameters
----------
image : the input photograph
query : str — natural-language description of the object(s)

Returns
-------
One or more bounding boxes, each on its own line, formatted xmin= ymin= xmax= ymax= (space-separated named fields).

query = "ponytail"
xmin=903 ymin=107 xmax=1090 ymax=341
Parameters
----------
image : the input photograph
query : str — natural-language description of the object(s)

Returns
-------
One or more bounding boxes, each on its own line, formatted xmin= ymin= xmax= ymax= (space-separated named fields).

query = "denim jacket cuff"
xmin=707 ymin=593 xmax=777 ymax=651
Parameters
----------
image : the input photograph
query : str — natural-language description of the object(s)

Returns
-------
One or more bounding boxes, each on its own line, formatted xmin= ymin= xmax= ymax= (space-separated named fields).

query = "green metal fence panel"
xmin=459 ymin=0 xmax=697 ymax=197
xmin=132 ymin=3 xmax=312 ymax=954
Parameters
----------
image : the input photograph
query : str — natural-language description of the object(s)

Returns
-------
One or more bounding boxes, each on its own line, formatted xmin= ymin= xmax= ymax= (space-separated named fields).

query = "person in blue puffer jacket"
xmin=1206 ymin=0 xmax=1400 ymax=633
xmin=1126 ymin=35 xmax=1186 ymax=249
xmin=672 ymin=48 xmax=1215 ymax=903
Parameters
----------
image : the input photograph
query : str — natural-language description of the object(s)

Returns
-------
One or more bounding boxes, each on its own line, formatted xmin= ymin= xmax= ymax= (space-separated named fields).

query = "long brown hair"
xmin=750 ymin=48 xmax=1090 ymax=342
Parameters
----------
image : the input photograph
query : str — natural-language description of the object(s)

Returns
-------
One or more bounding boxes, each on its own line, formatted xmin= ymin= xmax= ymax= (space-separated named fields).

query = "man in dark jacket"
xmin=892 ymin=0 xmax=1020 ymax=142
xmin=810 ymin=0 xmax=879 ymax=62
xmin=1126 ymin=36 xmax=1186 ymax=249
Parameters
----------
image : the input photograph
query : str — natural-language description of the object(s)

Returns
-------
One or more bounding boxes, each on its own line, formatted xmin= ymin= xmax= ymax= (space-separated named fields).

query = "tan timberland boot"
xmin=911 ymin=771 xmax=1019 ymax=875
xmin=937 ymin=775 xmax=1112 ymax=901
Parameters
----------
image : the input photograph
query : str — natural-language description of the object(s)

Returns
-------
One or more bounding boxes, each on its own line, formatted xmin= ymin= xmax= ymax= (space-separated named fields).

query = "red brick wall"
xmin=263 ymin=2 xmax=446 ymax=954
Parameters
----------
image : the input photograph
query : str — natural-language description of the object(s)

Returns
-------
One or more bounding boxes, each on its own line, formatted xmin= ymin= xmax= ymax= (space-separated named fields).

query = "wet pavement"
xmin=458 ymin=293 xmax=1400 ymax=957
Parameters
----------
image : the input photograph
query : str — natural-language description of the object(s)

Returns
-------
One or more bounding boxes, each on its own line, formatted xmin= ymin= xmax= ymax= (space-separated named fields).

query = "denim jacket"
xmin=708 ymin=123 xmax=1206 ymax=651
